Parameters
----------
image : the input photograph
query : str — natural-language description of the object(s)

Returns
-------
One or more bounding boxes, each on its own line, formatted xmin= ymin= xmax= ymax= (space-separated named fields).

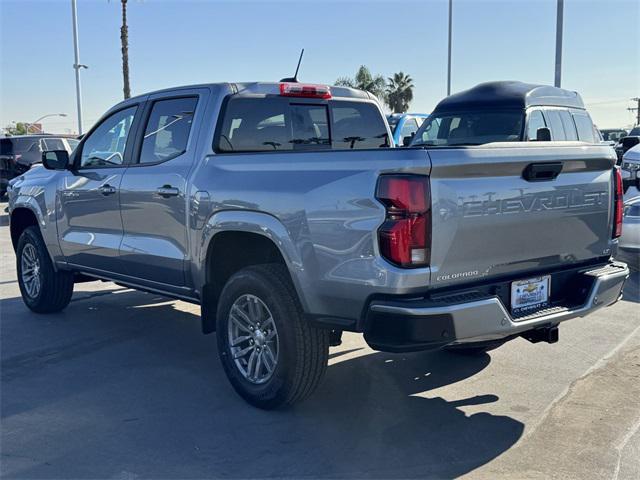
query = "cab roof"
xmin=434 ymin=81 xmax=585 ymax=113
xmin=125 ymin=82 xmax=371 ymax=103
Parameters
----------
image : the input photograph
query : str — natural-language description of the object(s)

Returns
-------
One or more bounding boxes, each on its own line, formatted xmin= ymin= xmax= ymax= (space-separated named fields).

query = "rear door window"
xmin=139 ymin=96 xmax=198 ymax=163
xmin=216 ymin=97 xmax=388 ymax=152
xmin=572 ymin=112 xmax=596 ymax=143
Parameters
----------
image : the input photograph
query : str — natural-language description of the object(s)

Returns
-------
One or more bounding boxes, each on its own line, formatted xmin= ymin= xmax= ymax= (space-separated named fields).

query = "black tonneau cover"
xmin=434 ymin=81 xmax=585 ymax=113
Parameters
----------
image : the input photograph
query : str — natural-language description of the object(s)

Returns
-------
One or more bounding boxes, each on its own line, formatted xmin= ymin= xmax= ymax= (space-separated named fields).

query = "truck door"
xmin=57 ymin=104 xmax=141 ymax=272
xmin=117 ymin=88 xmax=208 ymax=288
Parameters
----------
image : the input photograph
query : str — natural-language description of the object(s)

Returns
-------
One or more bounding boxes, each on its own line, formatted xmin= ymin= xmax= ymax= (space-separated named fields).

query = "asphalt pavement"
xmin=1 ymin=196 xmax=639 ymax=479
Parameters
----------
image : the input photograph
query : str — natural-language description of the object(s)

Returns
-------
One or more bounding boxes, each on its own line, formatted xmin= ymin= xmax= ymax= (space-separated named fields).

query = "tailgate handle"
xmin=522 ymin=162 xmax=563 ymax=182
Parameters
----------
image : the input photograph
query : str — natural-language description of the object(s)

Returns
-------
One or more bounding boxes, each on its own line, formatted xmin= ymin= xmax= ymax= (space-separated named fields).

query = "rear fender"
xmin=196 ymin=210 xmax=312 ymax=312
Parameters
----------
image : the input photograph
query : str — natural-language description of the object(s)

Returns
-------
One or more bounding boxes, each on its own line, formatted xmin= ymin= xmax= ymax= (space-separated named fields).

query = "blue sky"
xmin=1 ymin=0 xmax=638 ymax=134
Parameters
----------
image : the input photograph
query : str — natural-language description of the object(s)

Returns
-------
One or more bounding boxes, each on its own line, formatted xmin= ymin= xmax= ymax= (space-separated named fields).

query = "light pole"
xmin=71 ymin=0 xmax=88 ymax=135
xmin=447 ymin=0 xmax=453 ymax=96
xmin=25 ymin=113 xmax=67 ymax=134
xmin=554 ymin=0 xmax=564 ymax=87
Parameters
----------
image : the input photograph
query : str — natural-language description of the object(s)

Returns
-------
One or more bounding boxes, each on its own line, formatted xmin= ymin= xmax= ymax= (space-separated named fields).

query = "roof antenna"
xmin=280 ymin=49 xmax=304 ymax=82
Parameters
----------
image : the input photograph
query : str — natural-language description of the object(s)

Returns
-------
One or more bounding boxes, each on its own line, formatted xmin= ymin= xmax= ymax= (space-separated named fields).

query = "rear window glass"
xmin=413 ymin=111 xmax=523 ymax=146
xmin=216 ymin=97 xmax=388 ymax=152
xmin=572 ymin=112 xmax=596 ymax=143
xmin=526 ymin=110 xmax=546 ymax=140
xmin=545 ymin=110 xmax=566 ymax=140
xmin=558 ymin=110 xmax=578 ymax=140
xmin=331 ymin=103 xmax=389 ymax=149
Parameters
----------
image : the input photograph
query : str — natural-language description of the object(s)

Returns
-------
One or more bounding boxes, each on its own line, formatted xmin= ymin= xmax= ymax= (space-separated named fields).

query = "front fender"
xmin=10 ymin=187 xmax=63 ymax=266
xmin=194 ymin=210 xmax=313 ymax=313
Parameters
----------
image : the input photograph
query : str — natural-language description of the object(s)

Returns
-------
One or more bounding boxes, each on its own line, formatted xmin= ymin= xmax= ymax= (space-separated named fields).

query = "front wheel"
xmin=216 ymin=264 xmax=329 ymax=409
xmin=17 ymin=226 xmax=74 ymax=313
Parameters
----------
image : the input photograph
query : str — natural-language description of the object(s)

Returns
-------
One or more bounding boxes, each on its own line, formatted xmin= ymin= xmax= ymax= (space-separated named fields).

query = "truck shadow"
xmin=1 ymin=288 xmax=522 ymax=479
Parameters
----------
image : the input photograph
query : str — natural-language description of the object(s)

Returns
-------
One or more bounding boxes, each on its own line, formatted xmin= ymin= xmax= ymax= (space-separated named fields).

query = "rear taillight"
xmin=376 ymin=175 xmax=431 ymax=268
xmin=279 ymin=82 xmax=331 ymax=99
xmin=613 ymin=168 xmax=623 ymax=238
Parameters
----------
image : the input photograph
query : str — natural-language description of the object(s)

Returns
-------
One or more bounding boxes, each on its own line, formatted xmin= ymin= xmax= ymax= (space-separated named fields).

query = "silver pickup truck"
xmin=8 ymin=81 xmax=629 ymax=409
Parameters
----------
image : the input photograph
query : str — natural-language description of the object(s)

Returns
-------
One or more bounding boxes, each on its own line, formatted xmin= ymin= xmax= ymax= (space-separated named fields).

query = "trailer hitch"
xmin=522 ymin=325 xmax=559 ymax=344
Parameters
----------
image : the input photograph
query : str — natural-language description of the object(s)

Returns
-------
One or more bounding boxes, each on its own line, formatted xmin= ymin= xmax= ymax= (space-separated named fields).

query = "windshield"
xmin=412 ymin=111 xmax=524 ymax=146
xmin=629 ymin=127 xmax=640 ymax=136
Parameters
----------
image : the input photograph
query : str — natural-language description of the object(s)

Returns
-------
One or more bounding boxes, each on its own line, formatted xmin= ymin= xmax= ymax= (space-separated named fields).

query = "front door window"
xmin=80 ymin=106 xmax=137 ymax=168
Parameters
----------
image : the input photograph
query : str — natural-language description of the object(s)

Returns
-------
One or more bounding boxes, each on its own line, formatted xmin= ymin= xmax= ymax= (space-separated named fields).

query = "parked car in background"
xmin=411 ymin=81 xmax=599 ymax=147
xmin=1 ymin=135 xmax=79 ymax=197
xmin=386 ymin=113 xmax=429 ymax=146
xmin=615 ymin=126 xmax=640 ymax=162
xmin=619 ymin=196 xmax=640 ymax=253
xmin=621 ymin=143 xmax=640 ymax=192
xmin=599 ymin=128 xmax=628 ymax=144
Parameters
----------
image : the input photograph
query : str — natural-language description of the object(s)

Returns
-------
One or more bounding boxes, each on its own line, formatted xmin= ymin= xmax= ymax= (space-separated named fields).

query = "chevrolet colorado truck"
xmin=8 ymin=81 xmax=629 ymax=409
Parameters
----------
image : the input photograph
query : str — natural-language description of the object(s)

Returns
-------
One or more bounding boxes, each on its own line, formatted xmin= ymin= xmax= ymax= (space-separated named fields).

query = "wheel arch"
xmin=198 ymin=211 xmax=313 ymax=334
xmin=10 ymin=206 xmax=41 ymax=252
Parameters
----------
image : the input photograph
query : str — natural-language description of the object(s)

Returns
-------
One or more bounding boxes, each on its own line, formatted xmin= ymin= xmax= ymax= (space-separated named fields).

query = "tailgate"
xmin=427 ymin=143 xmax=616 ymax=287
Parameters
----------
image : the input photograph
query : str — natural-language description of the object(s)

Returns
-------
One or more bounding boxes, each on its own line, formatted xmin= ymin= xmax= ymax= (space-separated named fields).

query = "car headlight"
xmin=623 ymin=162 xmax=640 ymax=171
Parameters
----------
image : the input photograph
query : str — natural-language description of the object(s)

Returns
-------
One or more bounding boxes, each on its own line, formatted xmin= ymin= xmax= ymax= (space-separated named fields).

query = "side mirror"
xmin=42 ymin=150 xmax=70 ymax=170
xmin=536 ymin=127 xmax=552 ymax=142
xmin=402 ymin=132 xmax=415 ymax=147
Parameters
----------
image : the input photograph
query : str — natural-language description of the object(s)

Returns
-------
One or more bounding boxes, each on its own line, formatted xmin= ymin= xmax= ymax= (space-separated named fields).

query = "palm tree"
xmin=385 ymin=72 xmax=414 ymax=113
xmin=120 ymin=0 xmax=131 ymax=99
xmin=335 ymin=66 xmax=387 ymax=101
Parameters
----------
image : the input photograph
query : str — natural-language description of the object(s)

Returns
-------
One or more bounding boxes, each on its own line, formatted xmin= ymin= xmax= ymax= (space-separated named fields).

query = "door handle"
xmin=522 ymin=162 xmax=563 ymax=182
xmin=99 ymin=184 xmax=117 ymax=196
xmin=156 ymin=185 xmax=180 ymax=198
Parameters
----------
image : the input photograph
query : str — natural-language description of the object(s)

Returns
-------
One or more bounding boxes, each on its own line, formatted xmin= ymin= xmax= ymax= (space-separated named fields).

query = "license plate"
xmin=511 ymin=275 xmax=550 ymax=315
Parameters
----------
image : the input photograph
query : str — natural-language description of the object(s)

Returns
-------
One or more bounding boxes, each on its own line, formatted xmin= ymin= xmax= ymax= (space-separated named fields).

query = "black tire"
xmin=445 ymin=340 xmax=505 ymax=356
xmin=16 ymin=226 xmax=74 ymax=313
xmin=215 ymin=264 xmax=329 ymax=409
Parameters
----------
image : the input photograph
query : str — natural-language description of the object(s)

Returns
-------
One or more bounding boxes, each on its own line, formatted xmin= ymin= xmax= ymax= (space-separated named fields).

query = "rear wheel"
xmin=17 ymin=226 xmax=74 ymax=313
xmin=216 ymin=264 xmax=329 ymax=409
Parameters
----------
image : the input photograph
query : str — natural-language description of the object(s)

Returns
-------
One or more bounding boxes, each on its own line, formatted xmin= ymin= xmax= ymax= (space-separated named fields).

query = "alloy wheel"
xmin=227 ymin=294 xmax=279 ymax=384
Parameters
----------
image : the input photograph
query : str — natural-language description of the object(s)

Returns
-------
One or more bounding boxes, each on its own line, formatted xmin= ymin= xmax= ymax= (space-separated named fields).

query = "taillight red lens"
xmin=279 ymin=82 xmax=331 ymax=99
xmin=613 ymin=168 xmax=623 ymax=238
xmin=376 ymin=175 xmax=430 ymax=267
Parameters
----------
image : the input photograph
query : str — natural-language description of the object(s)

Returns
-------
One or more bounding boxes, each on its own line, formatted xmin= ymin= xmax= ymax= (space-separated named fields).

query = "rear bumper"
xmin=364 ymin=261 xmax=629 ymax=352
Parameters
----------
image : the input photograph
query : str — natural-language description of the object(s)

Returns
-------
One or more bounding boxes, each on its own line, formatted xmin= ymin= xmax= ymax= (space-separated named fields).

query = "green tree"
xmin=335 ymin=65 xmax=387 ymax=101
xmin=385 ymin=72 xmax=414 ymax=113
xmin=4 ymin=123 xmax=28 ymax=135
